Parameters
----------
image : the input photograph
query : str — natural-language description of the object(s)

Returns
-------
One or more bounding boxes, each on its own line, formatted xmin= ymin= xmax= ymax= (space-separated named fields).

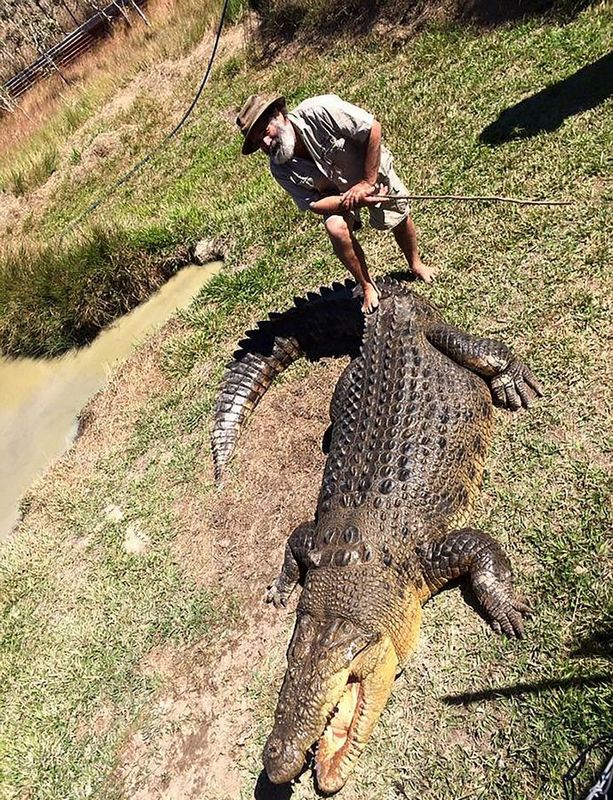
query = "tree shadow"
xmin=442 ymin=672 xmax=612 ymax=705
xmin=251 ymin=0 xmax=598 ymax=55
xmin=479 ymin=51 xmax=613 ymax=145
xmin=460 ymin=0 xmax=595 ymax=25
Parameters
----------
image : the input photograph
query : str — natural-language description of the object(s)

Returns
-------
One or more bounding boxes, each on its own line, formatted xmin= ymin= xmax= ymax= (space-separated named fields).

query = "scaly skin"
xmin=212 ymin=278 xmax=542 ymax=793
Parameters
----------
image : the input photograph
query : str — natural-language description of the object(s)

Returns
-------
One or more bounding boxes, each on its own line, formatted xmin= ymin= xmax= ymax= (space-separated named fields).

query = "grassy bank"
xmin=0 ymin=1 xmax=612 ymax=798
xmin=0 ymin=2 xmax=607 ymax=358
xmin=0 ymin=0 xmax=245 ymax=357
xmin=0 ymin=0 xmax=245 ymax=195
xmin=0 ymin=227 xmax=197 ymax=356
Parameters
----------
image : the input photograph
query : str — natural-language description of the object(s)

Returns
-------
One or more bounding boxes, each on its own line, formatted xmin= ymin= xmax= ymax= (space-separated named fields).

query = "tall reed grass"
xmin=4 ymin=145 xmax=59 ymax=196
xmin=0 ymin=226 xmax=191 ymax=357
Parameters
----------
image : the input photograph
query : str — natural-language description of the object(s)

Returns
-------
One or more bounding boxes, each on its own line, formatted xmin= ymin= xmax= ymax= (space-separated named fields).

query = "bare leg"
xmin=325 ymin=214 xmax=380 ymax=313
xmin=392 ymin=216 xmax=437 ymax=283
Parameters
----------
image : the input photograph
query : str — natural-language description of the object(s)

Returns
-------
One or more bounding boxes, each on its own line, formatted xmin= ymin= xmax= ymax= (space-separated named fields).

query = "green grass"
xmin=0 ymin=226 xmax=195 ymax=356
xmin=4 ymin=144 xmax=59 ymax=195
xmin=0 ymin=0 xmax=229 ymax=202
xmin=0 ymin=2 xmax=612 ymax=798
xmin=0 ymin=443 xmax=239 ymax=799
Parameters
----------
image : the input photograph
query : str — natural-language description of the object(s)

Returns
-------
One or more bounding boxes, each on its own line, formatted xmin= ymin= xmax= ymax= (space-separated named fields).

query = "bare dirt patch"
xmin=69 ymin=128 xmax=131 ymax=184
xmin=115 ymin=359 xmax=347 ymax=800
xmin=75 ymin=321 xmax=177 ymax=462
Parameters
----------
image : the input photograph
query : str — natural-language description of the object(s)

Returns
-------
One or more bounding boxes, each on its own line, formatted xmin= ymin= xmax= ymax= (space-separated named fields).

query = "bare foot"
xmin=361 ymin=283 xmax=380 ymax=314
xmin=411 ymin=261 xmax=437 ymax=284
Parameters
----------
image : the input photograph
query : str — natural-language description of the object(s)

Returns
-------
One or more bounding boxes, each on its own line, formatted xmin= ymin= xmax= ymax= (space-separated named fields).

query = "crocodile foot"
xmin=265 ymin=579 xmax=292 ymax=609
xmin=474 ymin=574 xmax=533 ymax=639
xmin=491 ymin=357 xmax=544 ymax=411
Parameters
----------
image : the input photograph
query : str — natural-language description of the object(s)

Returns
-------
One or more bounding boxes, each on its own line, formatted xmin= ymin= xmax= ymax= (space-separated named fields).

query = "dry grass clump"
xmin=0 ymin=0 xmax=230 ymax=184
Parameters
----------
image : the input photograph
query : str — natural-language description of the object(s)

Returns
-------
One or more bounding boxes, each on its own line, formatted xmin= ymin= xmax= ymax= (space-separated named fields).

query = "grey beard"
xmin=270 ymin=123 xmax=295 ymax=165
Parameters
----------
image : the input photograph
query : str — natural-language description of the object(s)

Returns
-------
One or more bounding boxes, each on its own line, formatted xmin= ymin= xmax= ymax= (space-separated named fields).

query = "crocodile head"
xmin=263 ymin=613 xmax=398 ymax=793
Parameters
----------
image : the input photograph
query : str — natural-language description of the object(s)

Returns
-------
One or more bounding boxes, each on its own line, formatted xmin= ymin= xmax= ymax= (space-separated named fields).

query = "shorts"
xmin=367 ymin=164 xmax=410 ymax=231
xmin=326 ymin=161 xmax=410 ymax=232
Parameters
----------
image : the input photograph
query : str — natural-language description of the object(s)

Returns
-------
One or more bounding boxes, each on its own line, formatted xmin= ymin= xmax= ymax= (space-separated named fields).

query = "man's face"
xmin=251 ymin=111 xmax=295 ymax=164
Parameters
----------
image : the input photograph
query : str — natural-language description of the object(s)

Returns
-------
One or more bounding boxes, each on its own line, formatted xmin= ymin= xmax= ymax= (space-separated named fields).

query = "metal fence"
xmin=2 ymin=0 xmax=148 ymax=105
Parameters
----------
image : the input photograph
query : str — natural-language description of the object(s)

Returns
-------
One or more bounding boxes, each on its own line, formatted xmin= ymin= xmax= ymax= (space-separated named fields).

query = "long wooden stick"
xmin=371 ymin=193 xmax=573 ymax=206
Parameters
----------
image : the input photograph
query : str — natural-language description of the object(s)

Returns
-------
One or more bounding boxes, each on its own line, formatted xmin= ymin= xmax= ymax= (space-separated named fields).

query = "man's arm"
xmin=340 ymin=119 xmax=382 ymax=210
xmin=309 ymin=184 xmax=388 ymax=215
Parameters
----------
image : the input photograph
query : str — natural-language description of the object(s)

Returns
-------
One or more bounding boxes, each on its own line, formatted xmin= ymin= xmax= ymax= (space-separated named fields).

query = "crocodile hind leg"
xmin=416 ymin=528 xmax=532 ymax=638
xmin=265 ymin=522 xmax=315 ymax=608
xmin=426 ymin=323 xmax=543 ymax=410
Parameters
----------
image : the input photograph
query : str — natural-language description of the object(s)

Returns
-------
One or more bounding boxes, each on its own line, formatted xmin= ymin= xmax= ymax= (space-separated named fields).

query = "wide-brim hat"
xmin=236 ymin=93 xmax=286 ymax=155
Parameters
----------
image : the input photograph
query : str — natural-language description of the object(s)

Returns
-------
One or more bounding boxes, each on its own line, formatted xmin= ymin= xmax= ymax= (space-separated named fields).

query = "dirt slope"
xmin=73 ymin=331 xmax=346 ymax=798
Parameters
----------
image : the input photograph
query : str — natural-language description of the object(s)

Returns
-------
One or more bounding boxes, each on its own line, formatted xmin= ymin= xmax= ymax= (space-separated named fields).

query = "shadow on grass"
xmin=253 ymin=0 xmax=597 ymax=55
xmin=480 ymin=51 xmax=613 ymax=145
xmin=571 ymin=617 xmax=613 ymax=660
xmin=442 ymin=672 xmax=612 ymax=705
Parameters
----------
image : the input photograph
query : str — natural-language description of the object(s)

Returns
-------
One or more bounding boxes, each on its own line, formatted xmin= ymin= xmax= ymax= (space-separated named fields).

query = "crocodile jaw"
xmin=264 ymin=638 xmax=398 ymax=791
xmin=314 ymin=636 xmax=398 ymax=794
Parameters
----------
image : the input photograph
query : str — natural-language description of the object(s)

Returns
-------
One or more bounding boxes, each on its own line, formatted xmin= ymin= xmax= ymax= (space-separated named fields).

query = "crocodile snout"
xmin=263 ymin=733 xmax=305 ymax=784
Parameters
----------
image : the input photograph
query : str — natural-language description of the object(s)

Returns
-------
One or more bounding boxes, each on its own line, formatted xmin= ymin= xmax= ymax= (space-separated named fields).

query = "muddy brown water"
xmin=0 ymin=262 xmax=220 ymax=540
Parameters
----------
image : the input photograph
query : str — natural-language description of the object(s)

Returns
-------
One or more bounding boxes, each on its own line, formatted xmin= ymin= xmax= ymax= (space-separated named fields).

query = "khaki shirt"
xmin=270 ymin=94 xmax=394 ymax=212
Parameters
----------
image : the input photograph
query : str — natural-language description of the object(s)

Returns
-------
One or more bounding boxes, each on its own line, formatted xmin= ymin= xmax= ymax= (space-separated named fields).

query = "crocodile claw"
xmin=488 ymin=594 xmax=533 ymax=639
xmin=491 ymin=358 xmax=544 ymax=411
xmin=265 ymin=581 xmax=289 ymax=609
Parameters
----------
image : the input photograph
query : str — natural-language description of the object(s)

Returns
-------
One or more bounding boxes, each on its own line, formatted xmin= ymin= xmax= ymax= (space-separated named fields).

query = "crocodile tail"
xmin=212 ymin=280 xmax=362 ymax=480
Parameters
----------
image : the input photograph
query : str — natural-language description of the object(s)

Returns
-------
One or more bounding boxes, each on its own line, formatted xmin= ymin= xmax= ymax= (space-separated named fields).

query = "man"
xmin=236 ymin=93 xmax=436 ymax=313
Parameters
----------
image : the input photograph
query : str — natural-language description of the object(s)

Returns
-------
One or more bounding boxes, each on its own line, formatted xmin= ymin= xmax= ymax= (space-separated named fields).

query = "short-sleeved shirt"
xmin=270 ymin=94 xmax=409 ymax=230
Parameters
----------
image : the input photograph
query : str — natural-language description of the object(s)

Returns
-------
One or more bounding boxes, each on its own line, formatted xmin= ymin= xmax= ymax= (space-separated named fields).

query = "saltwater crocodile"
xmin=212 ymin=277 xmax=542 ymax=793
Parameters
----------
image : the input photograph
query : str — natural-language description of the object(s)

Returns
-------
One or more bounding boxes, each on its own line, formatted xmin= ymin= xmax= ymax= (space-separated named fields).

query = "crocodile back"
xmin=300 ymin=291 xmax=494 ymax=634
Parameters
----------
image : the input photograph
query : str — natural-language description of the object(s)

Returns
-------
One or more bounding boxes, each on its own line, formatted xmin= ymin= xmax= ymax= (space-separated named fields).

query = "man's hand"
xmin=361 ymin=185 xmax=389 ymax=205
xmin=309 ymin=186 xmax=389 ymax=216
xmin=340 ymin=180 xmax=377 ymax=210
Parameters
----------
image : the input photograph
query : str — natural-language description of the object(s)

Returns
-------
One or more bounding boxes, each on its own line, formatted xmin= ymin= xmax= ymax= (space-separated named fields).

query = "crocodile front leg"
xmin=416 ymin=528 xmax=532 ymax=638
xmin=426 ymin=323 xmax=543 ymax=410
xmin=265 ymin=522 xmax=315 ymax=608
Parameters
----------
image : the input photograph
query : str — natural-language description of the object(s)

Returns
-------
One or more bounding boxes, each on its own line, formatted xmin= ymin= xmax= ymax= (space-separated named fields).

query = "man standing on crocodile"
xmin=236 ymin=93 xmax=436 ymax=313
